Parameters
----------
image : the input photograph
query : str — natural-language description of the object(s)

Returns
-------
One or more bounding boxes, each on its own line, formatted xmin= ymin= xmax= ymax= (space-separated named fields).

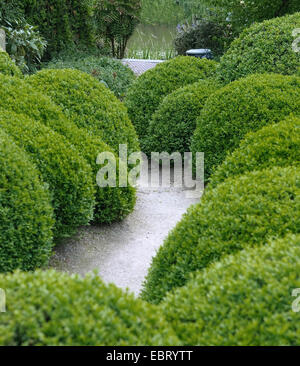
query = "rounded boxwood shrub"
xmin=141 ymin=166 xmax=300 ymax=304
xmin=28 ymin=69 xmax=140 ymax=155
xmin=0 ymin=74 xmax=136 ymax=223
xmin=0 ymin=50 xmax=22 ymax=77
xmin=145 ymin=79 xmax=220 ymax=155
xmin=125 ymin=56 xmax=218 ymax=148
xmin=217 ymin=12 xmax=300 ymax=84
xmin=0 ymin=270 xmax=179 ymax=346
xmin=161 ymin=234 xmax=300 ymax=346
xmin=0 ymin=109 xmax=95 ymax=238
xmin=210 ymin=115 xmax=300 ymax=188
xmin=45 ymin=55 xmax=136 ymax=98
xmin=0 ymin=129 xmax=54 ymax=273
xmin=191 ymin=73 xmax=300 ymax=180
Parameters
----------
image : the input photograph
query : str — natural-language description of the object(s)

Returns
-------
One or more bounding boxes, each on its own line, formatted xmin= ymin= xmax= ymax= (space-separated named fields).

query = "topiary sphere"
xmin=0 ymin=270 xmax=179 ymax=346
xmin=125 ymin=56 xmax=218 ymax=149
xmin=191 ymin=73 xmax=300 ymax=181
xmin=210 ymin=115 xmax=300 ymax=188
xmin=0 ymin=74 xmax=136 ymax=223
xmin=0 ymin=51 xmax=22 ymax=78
xmin=28 ymin=69 xmax=140 ymax=155
xmin=0 ymin=109 xmax=95 ymax=239
xmin=0 ymin=129 xmax=54 ymax=273
xmin=217 ymin=12 xmax=300 ymax=84
xmin=145 ymin=79 xmax=220 ymax=155
xmin=161 ymin=234 xmax=300 ymax=346
xmin=141 ymin=166 xmax=300 ymax=304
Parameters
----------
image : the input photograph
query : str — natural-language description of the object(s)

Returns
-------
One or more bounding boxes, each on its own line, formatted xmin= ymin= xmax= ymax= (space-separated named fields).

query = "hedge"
xmin=45 ymin=54 xmax=136 ymax=98
xmin=191 ymin=73 xmax=300 ymax=180
xmin=28 ymin=69 xmax=140 ymax=155
xmin=0 ymin=109 xmax=95 ymax=239
xmin=210 ymin=115 xmax=300 ymax=188
xmin=0 ymin=75 xmax=136 ymax=223
xmin=217 ymin=12 xmax=300 ymax=84
xmin=145 ymin=80 xmax=220 ymax=155
xmin=0 ymin=129 xmax=54 ymax=273
xmin=141 ymin=166 xmax=300 ymax=304
xmin=0 ymin=51 xmax=22 ymax=77
xmin=125 ymin=56 xmax=218 ymax=149
xmin=161 ymin=234 xmax=300 ymax=346
xmin=0 ymin=270 xmax=179 ymax=346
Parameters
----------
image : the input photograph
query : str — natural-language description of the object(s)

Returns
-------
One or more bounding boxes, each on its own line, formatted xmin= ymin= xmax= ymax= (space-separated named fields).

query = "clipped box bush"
xmin=28 ymin=69 xmax=140 ymax=155
xmin=191 ymin=73 xmax=300 ymax=180
xmin=125 ymin=56 xmax=218 ymax=148
xmin=0 ymin=50 xmax=22 ymax=77
xmin=45 ymin=55 xmax=136 ymax=98
xmin=141 ymin=166 xmax=300 ymax=304
xmin=210 ymin=115 xmax=300 ymax=188
xmin=0 ymin=109 xmax=95 ymax=239
xmin=161 ymin=234 xmax=300 ymax=346
xmin=217 ymin=12 xmax=300 ymax=84
xmin=0 ymin=75 xmax=136 ymax=223
xmin=145 ymin=80 xmax=220 ymax=155
xmin=0 ymin=129 xmax=54 ymax=273
xmin=0 ymin=270 xmax=179 ymax=346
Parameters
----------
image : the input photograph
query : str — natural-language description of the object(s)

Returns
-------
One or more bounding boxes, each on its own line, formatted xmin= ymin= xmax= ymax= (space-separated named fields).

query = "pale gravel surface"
xmin=50 ymin=182 xmax=199 ymax=296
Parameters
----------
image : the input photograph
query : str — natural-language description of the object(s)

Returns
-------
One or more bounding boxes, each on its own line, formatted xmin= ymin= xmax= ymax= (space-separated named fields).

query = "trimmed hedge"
xmin=45 ymin=55 xmax=136 ymax=98
xmin=217 ymin=12 xmax=300 ymax=84
xmin=161 ymin=234 xmax=300 ymax=346
xmin=210 ymin=115 xmax=300 ymax=188
xmin=0 ymin=51 xmax=22 ymax=77
xmin=191 ymin=73 xmax=300 ymax=180
xmin=141 ymin=166 xmax=300 ymax=304
xmin=0 ymin=74 xmax=136 ymax=223
xmin=0 ymin=129 xmax=54 ymax=273
xmin=0 ymin=109 xmax=95 ymax=238
xmin=28 ymin=69 xmax=140 ymax=155
xmin=145 ymin=80 xmax=220 ymax=155
xmin=0 ymin=270 xmax=179 ymax=346
xmin=125 ymin=56 xmax=218 ymax=148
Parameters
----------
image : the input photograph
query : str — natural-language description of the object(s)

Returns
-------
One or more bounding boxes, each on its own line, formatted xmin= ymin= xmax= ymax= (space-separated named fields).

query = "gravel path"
xmin=122 ymin=59 xmax=165 ymax=76
xmin=50 ymin=180 xmax=199 ymax=296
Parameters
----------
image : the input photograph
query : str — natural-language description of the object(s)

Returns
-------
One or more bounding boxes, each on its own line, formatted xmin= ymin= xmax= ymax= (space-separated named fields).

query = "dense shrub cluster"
xmin=125 ymin=56 xmax=217 ymax=148
xmin=161 ymin=234 xmax=300 ymax=346
xmin=0 ymin=270 xmax=179 ymax=346
xmin=141 ymin=166 xmax=300 ymax=304
xmin=217 ymin=13 xmax=300 ymax=84
xmin=28 ymin=69 xmax=140 ymax=155
xmin=191 ymin=73 xmax=300 ymax=180
xmin=0 ymin=129 xmax=54 ymax=273
xmin=210 ymin=116 xmax=300 ymax=188
xmin=45 ymin=55 xmax=136 ymax=98
xmin=0 ymin=109 xmax=95 ymax=239
xmin=0 ymin=74 xmax=136 ymax=223
xmin=0 ymin=51 xmax=22 ymax=77
xmin=145 ymin=80 xmax=220 ymax=155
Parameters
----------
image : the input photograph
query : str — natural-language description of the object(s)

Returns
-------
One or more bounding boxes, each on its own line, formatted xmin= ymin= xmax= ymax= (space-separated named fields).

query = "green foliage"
xmin=141 ymin=166 xmax=300 ymax=304
xmin=145 ymin=80 xmax=220 ymax=155
xmin=0 ymin=107 xmax=95 ymax=239
xmin=0 ymin=270 xmax=179 ymax=346
xmin=0 ymin=74 xmax=135 ymax=223
xmin=0 ymin=50 xmax=22 ymax=77
xmin=0 ymin=129 xmax=54 ymax=273
xmin=191 ymin=73 xmax=300 ymax=181
xmin=28 ymin=69 xmax=140 ymax=155
xmin=210 ymin=115 xmax=300 ymax=188
xmin=125 ymin=56 xmax=218 ymax=149
xmin=217 ymin=13 xmax=300 ymax=84
xmin=94 ymin=0 xmax=142 ymax=59
xmin=161 ymin=234 xmax=300 ymax=346
xmin=44 ymin=54 xmax=136 ymax=98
